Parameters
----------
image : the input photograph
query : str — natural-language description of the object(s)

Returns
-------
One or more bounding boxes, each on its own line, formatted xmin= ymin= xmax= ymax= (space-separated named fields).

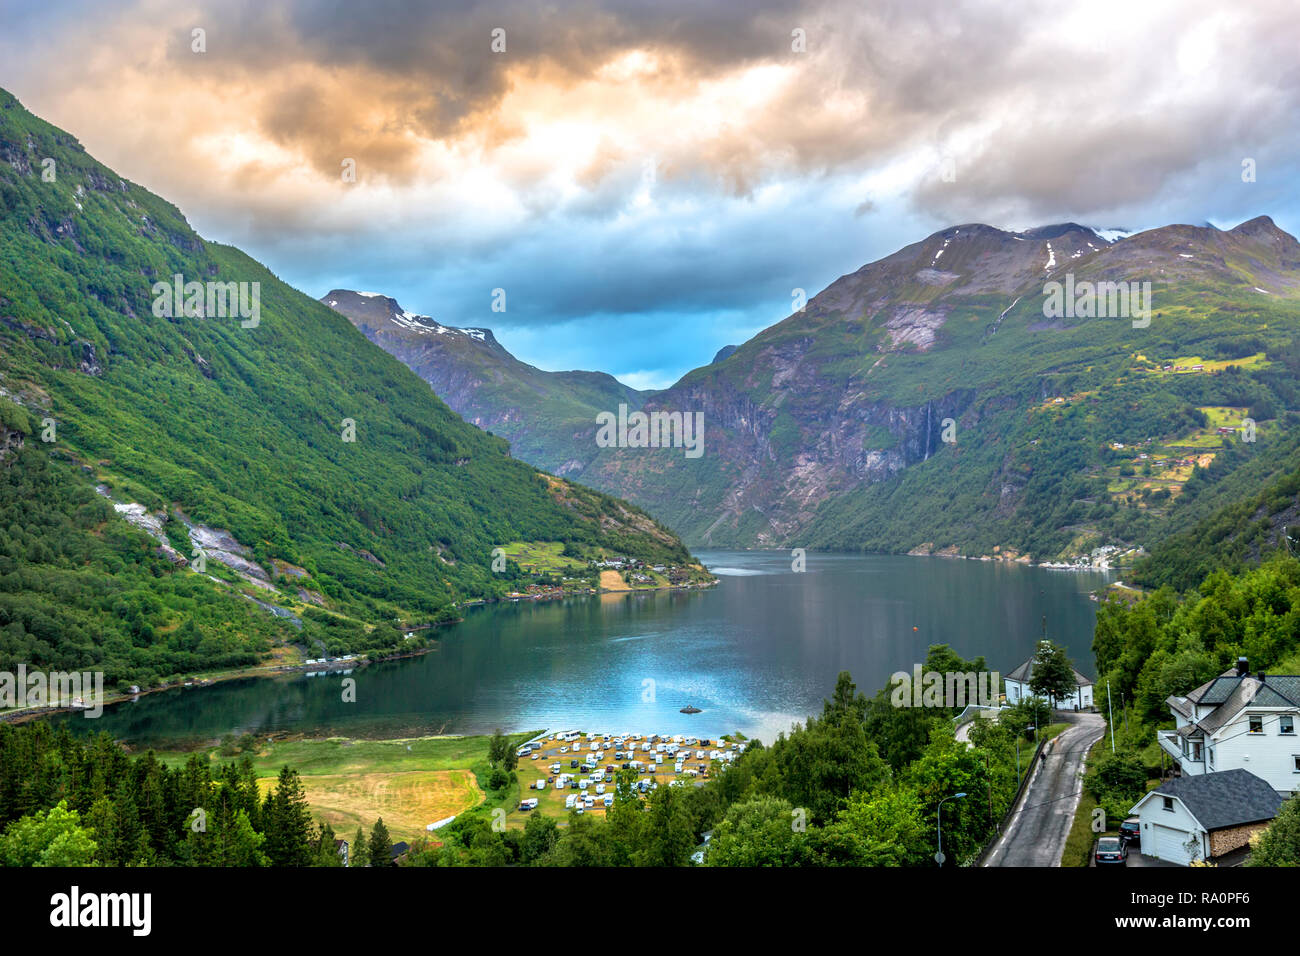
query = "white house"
xmin=1003 ymin=656 xmax=1094 ymax=710
xmin=1159 ymin=657 xmax=1300 ymax=797
xmin=1128 ymin=768 xmax=1283 ymax=866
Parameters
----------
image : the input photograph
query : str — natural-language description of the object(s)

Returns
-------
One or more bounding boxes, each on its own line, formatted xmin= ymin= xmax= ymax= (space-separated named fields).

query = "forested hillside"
xmin=0 ymin=88 xmax=704 ymax=689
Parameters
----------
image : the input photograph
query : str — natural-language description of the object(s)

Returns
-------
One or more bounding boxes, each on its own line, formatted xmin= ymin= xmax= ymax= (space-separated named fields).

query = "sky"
xmin=3 ymin=0 xmax=1299 ymax=389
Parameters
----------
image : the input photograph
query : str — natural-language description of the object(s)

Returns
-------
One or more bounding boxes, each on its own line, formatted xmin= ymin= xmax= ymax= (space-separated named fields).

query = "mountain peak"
xmin=1018 ymin=223 xmax=1096 ymax=241
xmin=322 ymin=289 xmax=499 ymax=347
xmin=1230 ymin=214 xmax=1289 ymax=241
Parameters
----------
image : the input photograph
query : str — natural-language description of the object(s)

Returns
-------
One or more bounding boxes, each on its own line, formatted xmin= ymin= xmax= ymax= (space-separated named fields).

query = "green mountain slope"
xmin=0 ymin=89 xmax=704 ymax=690
xmin=325 ymin=219 xmax=1300 ymax=562
xmin=321 ymin=289 xmax=649 ymax=475
xmin=575 ymin=219 xmax=1300 ymax=559
xmin=1128 ymin=450 xmax=1300 ymax=592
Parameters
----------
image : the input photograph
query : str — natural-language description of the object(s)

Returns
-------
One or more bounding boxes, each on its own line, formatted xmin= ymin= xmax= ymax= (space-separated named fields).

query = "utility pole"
xmin=1107 ymin=680 xmax=1116 ymax=753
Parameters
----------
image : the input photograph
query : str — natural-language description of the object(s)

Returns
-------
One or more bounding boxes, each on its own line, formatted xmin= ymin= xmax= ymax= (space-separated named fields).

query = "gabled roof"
xmin=1258 ymin=676 xmax=1300 ymax=707
xmin=1135 ymin=769 xmax=1283 ymax=832
xmin=1198 ymin=678 xmax=1261 ymax=735
xmin=1005 ymin=656 xmax=1092 ymax=687
xmin=1188 ymin=672 xmax=1241 ymax=706
xmin=1171 ymin=674 xmax=1300 ymax=737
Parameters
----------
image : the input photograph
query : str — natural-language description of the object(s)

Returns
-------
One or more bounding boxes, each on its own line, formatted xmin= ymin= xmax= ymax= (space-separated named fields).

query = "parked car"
xmin=1119 ymin=818 xmax=1141 ymax=847
xmin=1095 ymin=836 xmax=1128 ymax=866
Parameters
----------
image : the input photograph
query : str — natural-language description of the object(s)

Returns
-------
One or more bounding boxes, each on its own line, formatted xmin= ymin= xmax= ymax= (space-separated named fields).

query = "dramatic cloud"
xmin=3 ymin=0 xmax=1298 ymax=386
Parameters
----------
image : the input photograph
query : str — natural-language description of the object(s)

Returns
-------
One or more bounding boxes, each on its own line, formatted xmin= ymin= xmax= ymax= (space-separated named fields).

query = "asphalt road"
xmin=983 ymin=711 xmax=1106 ymax=867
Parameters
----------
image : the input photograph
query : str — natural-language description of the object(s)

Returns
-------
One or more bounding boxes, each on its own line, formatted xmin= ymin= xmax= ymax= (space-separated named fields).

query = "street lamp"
xmin=935 ymin=792 xmax=967 ymax=867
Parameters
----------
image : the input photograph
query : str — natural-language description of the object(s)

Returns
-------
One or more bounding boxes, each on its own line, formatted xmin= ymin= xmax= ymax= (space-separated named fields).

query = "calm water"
xmin=53 ymin=551 xmax=1110 ymax=747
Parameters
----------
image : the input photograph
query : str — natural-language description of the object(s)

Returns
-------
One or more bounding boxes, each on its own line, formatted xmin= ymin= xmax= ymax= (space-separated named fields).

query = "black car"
xmin=1095 ymin=836 xmax=1128 ymax=866
xmin=1119 ymin=818 xmax=1141 ymax=847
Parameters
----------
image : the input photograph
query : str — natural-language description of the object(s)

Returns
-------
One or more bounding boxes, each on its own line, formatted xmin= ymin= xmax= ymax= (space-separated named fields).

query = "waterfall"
xmin=924 ymin=401 xmax=932 ymax=461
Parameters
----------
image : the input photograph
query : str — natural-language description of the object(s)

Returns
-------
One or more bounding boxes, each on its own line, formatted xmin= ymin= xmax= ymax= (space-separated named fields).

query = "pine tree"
xmin=369 ymin=817 xmax=392 ymax=867
xmin=224 ymin=809 xmax=270 ymax=867
xmin=263 ymin=767 xmax=313 ymax=866
xmin=352 ymin=826 xmax=367 ymax=868
xmin=315 ymin=821 xmax=342 ymax=867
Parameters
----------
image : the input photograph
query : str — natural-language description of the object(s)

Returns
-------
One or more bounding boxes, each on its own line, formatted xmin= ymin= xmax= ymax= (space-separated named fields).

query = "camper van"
xmin=565 ymin=794 xmax=577 ymax=809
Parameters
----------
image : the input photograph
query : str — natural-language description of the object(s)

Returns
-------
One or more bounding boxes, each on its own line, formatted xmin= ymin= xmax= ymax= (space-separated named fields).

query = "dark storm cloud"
xmin=3 ymin=0 xmax=1300 ymax=386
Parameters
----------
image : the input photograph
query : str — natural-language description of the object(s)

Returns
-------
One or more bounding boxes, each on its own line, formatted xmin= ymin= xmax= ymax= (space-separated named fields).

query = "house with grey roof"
xmin=1128 ymin=768 xmax=1284 ymax=865
xmin=1160 ymin=657 xmax=1300 ymax=796
xmin=1003 ymin=655 xmax=1094 ymax=710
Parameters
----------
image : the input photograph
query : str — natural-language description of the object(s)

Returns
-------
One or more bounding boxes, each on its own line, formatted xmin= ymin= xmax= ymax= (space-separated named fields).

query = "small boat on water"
xmin=679 ymin=705 xmax=701 ymax=714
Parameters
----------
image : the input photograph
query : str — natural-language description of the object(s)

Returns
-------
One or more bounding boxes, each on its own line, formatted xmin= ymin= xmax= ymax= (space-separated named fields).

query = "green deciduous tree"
xmin=1247 ymin=797 xmax=1300 ymax=867
xmin=0 ymin=800 xmax=98 ymax=867
xmin=1029 ymin=640 xmax=1078 ymax=704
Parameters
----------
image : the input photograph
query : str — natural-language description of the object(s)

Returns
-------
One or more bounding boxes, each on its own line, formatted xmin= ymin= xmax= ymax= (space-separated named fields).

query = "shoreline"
xmin=0 ymin=578 xmax=719 ymax=728
xmin=697 ymin=544 xmax=1133 ymax=573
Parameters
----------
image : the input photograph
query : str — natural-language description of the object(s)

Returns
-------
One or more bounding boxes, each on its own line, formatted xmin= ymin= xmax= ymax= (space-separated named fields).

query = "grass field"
xmin=155 ymin=731 xmax=540 ymax=841
xmin=501 ymin=541 xmax=589 ymax=574
xmin=1137 ymin=353 xmax=1268 ymax=375
xmin=254 ymin=769 xmax=480 ymax=841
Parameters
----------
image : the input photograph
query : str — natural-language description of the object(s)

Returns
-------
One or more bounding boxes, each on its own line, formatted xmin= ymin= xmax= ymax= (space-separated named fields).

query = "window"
xmin=1162 ymin=796 xmax=1174 ymax=812
xmin=1281 ymin=715 xmax=1295 ymax=735
xmin=1208 ymin=748 xmax=1215 ymax=768
xmin=1192 ymin=741 xmax=1202 ymax=761
xmin=1249 ymin=715 xmax=1264 ymax=734
xmin=1294 ymin=755 xmax=1300 ymax=773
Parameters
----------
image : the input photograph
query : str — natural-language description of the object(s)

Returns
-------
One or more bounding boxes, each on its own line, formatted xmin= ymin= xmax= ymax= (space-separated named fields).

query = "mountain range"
xmin=326 ymin=219 xmax=1300 ymax=562
xmin=0 ymin=88 xmax=707 ymax=688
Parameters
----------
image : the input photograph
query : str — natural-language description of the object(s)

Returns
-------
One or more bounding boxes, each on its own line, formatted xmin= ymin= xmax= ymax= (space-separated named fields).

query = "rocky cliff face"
xmin=0 ymin=424 xmax=23 ymax=462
